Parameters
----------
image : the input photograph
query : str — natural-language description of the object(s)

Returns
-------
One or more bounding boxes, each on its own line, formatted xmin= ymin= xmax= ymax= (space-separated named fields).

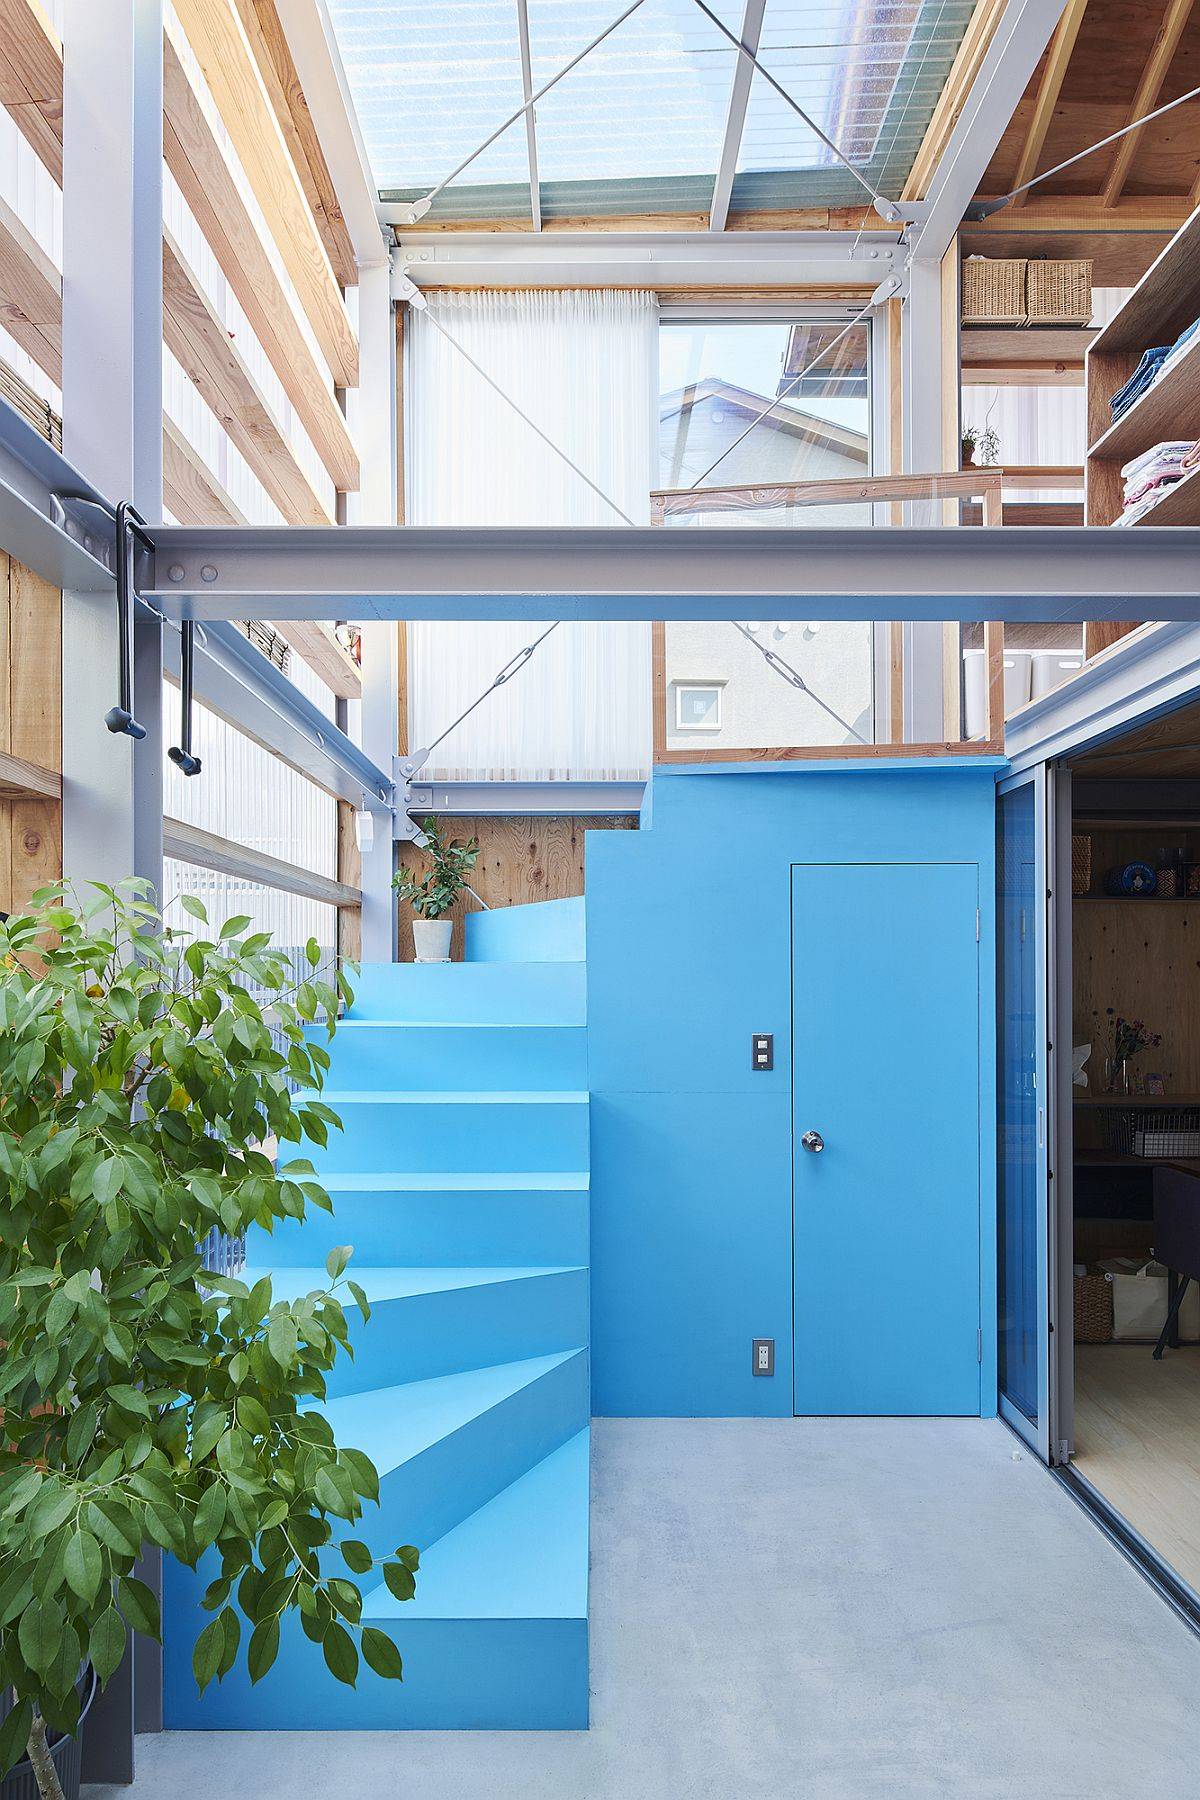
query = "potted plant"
xmin=392 ymin=818 xmax=480 ymax=963
xmin=961 ymin=424 xmax=1000 ymax=468
xmin=0 ymin=882 xmax=419 ymax=1800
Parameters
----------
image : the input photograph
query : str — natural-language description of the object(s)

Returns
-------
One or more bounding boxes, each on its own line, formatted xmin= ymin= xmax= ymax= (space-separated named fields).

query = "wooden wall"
xmin=0 ymin=551 xmax=61 ymax=914
xmin=394 ymin=814 xmax=637 ymax=961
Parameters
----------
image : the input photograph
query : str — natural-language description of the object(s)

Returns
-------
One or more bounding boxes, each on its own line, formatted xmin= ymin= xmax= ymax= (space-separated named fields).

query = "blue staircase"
xmin=163 ymin=898 xmax=591 ymax=1730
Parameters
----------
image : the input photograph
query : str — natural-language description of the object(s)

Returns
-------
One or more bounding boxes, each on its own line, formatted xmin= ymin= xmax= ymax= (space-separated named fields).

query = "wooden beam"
xmin=163 ymin=816 xmax=361 ymax=908
xmin=651 ymin=469 xmax=1004 ymax=517
xmin=0 ymin=0 xmax=62 ymax=183
xmin=163 ymin=228 xmax=333 ymax=526
xmin=163 ymin=28 xmax=358 ymax=493
xmin=171 ymin=0 xmax=358 ymax=387
xmin=231 ymin=0 xmax=357 ymax=288
xmin=1105 ymin=0 xmax=1196 ymax=208
xmin=652 ymin=621 xmax=667 ymax=761
xmin=162 ymin=416 xmax=249 ymax=526
xmin=272 ymin=621 xmax=362 ymax=699
xmin=0 ymin=354 xmax=59 ymax=446
xmin=0 ymin=191 xmax=60 ymax=383
xmin=984 ymin=620 xmax=1005 ymax=741
xmin=903 ymin=0 xmax=1006 ymax=201
xmin=966 ymin=195 xmax=1192 ymax=231
xmin=654 ymin=741 xmax=1004 ymax=765
xmin=0 ymin=748 xmax=60 ymax=801
xmin=1009 ymin=0 xmax=1090 ymax=208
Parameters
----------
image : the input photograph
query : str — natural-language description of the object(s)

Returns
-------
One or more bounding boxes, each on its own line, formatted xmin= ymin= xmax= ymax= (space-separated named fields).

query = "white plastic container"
xmin=1030 ymin=649 xmax=1084 ymax=699
xmin=963 ymin=647 xmax=1034 ymax=736
xmin=1101 ymin=1258 xmax=1200 ymax=1342
xmin=413 ymin=918 xmax=453 ymax=962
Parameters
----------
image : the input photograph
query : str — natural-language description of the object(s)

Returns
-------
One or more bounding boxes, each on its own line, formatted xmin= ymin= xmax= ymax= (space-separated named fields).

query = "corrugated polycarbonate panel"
xmin=337 ymin=0 xmax=975 ymax=216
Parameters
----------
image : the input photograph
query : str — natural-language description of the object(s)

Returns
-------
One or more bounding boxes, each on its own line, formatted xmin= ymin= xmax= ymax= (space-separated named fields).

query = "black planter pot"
xmin=0 ymin=1669 xmax=96 ymax=1800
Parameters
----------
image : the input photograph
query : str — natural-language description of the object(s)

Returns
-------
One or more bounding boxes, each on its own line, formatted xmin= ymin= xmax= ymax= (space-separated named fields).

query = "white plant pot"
xmin=413 ymin=918 xmax=453 ymax=963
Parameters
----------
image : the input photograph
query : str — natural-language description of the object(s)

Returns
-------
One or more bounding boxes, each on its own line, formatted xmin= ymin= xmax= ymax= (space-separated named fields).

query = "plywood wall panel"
xmin=0 ymin=547 xmax=62 ymax=915
xmin=395 ymin=813 xmax=636 ymax=961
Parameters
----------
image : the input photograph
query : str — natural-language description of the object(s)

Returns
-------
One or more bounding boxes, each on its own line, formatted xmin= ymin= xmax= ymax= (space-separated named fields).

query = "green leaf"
xmin=19 ymin=1596 xmax=62 ymax=1676
xmin=64 ymin=1530 xmax=103 ymax=1604
xmin=321 ymin=1621 xmax=358 ymax=1687
xmin=383 ymin=1561 xmax=416 ymax=1604
xmin=360 ymin=1626 xmax=403 ymax=1681
xmin=247 ymin=1617 xmax=280 ymax=1684
xmin=339 ymin=1539 xmax=373 ymax=1575
xmin=109 ymin=1382 xmax=151 ymax=1417
xmin=314 ymin=1462 xmax=356 ymax=1519
xmin=0 ymin=1696 xmax=32 ymax=1779
xmin=192 ymin=1614 xmax=223 ymax=1693
xmin=219 ymin=914 xmax=252 ymax=939
xmin=180 ymin=895 xmax=208 ymax=922
xmin=118 ymin=1575 xmax=161 ymax=1639
xmin=193 ymin=1482 xmax=228 ymax=1552
xmin=325 ymin=1245 xmax=351 ymax=1281
xmin=266 ymin=1312 xmax=298 ymax=1369
xmin=90 ymin=1606 xmax=127 ymax=1685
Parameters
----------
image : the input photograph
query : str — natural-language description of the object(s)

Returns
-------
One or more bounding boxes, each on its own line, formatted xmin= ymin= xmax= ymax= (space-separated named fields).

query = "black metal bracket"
xmin=167 ymin=620 xmax=202 ymax=776
xmin=104 ymin=500 xmax=154 ymax=740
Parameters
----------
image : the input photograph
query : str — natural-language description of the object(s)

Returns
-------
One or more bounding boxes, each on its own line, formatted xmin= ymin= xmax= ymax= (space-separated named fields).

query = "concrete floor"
xmin=85 ymin=1417 xmax=1200 ymax=1800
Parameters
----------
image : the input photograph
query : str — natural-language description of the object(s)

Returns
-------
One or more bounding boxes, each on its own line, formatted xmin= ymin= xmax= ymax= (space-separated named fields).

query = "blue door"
xmin=792 ymin=863 xmax=982 ymax=1415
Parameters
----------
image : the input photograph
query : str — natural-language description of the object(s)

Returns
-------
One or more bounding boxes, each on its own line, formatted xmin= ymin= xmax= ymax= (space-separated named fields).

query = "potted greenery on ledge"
xmin=0 ymin=882 xmax=418 ymax=1800
xmin=392 ymin=818 xmax=480 ymax=962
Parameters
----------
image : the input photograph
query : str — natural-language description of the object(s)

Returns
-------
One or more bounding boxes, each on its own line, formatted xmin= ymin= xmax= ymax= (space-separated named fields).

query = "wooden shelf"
xmin=1090 ymin=205 xmax=1200 ymax=357
xmin=1087 ymin=331 xmax=1200 ymax=465
xmin=1074 ymin=896 xmax=1200 ymax=905
xmin=1075 ymin=1093 xmax=1200 ymax=1107
xmin=962 ymin=326 xmax=1093 ymax=386
xmin=1128 ymin=461 xmax=1200 ymax=526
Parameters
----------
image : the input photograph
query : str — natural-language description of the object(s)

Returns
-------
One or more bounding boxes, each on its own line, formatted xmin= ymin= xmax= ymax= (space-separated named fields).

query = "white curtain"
xmin=405 ymin=289 xmax=655 ymax=781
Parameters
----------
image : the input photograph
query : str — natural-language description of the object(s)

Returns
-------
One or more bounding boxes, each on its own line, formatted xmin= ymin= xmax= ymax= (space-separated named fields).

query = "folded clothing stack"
xmin=1109 ymin=318 xmax=1200 ymax=422
xmin=1113 ymin=440 xmax=1197 ymax=525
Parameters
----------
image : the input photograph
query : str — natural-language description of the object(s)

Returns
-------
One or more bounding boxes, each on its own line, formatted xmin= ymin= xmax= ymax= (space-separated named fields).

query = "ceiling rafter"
xmin=709 ymin=0 xmax=766 ymax=233
xmin=1008 ymin=0 xmax=1089 ymax=206
xmin=1101 ymin=0 xmax=1197 ymax=207
xmin=514 ymin=0 xmax=542 ymax=232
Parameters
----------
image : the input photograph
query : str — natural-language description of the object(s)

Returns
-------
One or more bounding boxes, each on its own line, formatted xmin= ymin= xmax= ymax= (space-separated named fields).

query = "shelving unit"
xmin=1085 ymin=203 xmax=1200 ymax=526
xmin=961 ymin=325 xmax=1094 ymax=387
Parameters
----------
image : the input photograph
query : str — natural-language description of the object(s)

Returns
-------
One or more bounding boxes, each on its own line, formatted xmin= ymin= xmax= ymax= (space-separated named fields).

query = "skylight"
xmin=326 ymin=0 xmax=976 ymax=222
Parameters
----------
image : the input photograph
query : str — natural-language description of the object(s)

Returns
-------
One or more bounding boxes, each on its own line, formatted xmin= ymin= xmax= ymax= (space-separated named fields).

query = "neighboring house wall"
xmin=659 ymin=386 xmax=875 ymax=749
xmin=585 ymin=762 xmax=998 ymax=1418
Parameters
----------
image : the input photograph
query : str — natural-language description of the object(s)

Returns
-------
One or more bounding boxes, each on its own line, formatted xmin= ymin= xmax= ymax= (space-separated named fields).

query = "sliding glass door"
xmin=997 ymin=769 xmax=1053 ymax=1457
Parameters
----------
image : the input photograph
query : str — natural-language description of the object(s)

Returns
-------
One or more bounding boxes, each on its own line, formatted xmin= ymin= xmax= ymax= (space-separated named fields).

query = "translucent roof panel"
xmin=328 ymin=0 xmax=977 ymax=221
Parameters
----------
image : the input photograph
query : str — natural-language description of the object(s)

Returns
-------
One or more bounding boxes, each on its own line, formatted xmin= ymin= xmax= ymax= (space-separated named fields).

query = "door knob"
xmin=801 ymin=1130 xmax=825 ymax=1154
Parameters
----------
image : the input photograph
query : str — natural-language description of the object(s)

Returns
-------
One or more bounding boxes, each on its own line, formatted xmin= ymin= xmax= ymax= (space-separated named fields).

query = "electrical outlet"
xmin=752 ymin=1033 xmax=774 ymax=1071
xmin=752 ymin=1337 xmax=775 ymax=1376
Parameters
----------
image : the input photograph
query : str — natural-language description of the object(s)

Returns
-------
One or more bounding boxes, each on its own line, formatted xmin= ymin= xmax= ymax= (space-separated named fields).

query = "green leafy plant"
xmin=0 ymin=882 xmax=418 ymax=1800
xmin=961 ymin=424 xmax=1000 ymax=466
xmin=391 ymin=818 xmax=480 ymax=919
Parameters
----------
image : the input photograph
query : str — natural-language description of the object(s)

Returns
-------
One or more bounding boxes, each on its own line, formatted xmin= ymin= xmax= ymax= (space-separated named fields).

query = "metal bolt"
xmin=200 ymin=564 xmax=218 ymax=583
xmin=168 ymin=564 xmax=185 ymax=583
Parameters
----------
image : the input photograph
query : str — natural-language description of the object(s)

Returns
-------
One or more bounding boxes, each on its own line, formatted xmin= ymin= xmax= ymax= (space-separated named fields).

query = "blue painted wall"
xmin=585 ymin=760 xmax=1001 ymax=1418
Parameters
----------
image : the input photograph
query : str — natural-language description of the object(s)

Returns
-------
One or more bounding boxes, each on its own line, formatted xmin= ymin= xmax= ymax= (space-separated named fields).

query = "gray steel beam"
xmin=0 ymin=396 xmax=117 ymax=592
xmin=158 ymin=612 xmax=392 ymax=809
xmin=909 ymin=0 xmax=1069 ymax=263
xmin=404 ymin=778 xmax=646 ymax=817
xmin=708 ymin=0 xmax=766 ymax=232
xmin=145 ymin=524 xmax=1200 ymax=623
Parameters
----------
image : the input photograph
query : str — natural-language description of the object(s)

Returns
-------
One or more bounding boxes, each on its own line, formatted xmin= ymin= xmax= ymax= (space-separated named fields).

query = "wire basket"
xmin=962 ymin=257 xmax=1027 ymax=325
xmin=1074 ymin=1272 xmax=1114 ymax=1343
xmin=1026 ymin=258 xmax=1093 ymax=325
xmin=1103 ymin=1104 xmax=1200 ymax=1159
xmin=1072 ymin=834 xmax=1091 ymax=895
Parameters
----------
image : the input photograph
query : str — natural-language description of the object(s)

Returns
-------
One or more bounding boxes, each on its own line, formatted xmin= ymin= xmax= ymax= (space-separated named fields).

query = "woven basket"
xmin=1026 ymin=259 xmax=1093 ymax=325
xmin=1071 ymin=834 xmax=1092 ymax=896
xmin=1074 ymin=1272 xmax=1114 ymax=1344
xmin=962 ymin=257 xmax=1027 ymax=325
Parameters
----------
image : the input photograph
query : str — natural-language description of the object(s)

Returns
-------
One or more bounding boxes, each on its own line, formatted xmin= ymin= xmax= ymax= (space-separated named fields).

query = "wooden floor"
xmin=1075 ymin=1344 xmax=1200 ymax=1593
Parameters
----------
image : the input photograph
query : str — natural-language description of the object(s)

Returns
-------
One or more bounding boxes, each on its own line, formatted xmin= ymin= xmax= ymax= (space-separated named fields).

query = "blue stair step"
xmin=321 ymin=1350 xmax=587 ymax=1556
xmin=346 ymin=960 xmax=585 ymax=1024
xmin=162 ymin=1431 xmax=590 ymax=1731
xmin=466 ymin=897 xmax=585 ymax=963
xmin=315 ymin=1022 xmax=586 ymax=1091
xmin=257 ymin=1172 xmax=590 ymax=1267
xmin=307 ymin=1091 xmax=590 ymax=1175
xmin=249 ymin=1265 xmax=589 ymax=1393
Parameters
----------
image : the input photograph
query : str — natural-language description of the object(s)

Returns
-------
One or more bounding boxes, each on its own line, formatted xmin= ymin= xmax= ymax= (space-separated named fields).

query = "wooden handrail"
xmin=163 ymin=818 xmax=361 ymax=910
xmin=649 ymin=466 xmax=1085 ymax=525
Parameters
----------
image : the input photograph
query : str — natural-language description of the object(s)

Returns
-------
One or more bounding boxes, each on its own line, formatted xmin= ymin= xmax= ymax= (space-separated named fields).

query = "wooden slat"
xmin=888 ymin=620 xmax=905 ymax=744
xmin=336 ymin=800 xmax=362 ymax=962
xmin=0 ymin=0 xmax=62 ymax=183
xmin=172 ymin=0 xmax=358 ymax=387
xmin=0 ymin=191 xmax=60 ymax=383
xmin=272 ymin=621 xmax=361 ymax=699
xmin=984 ymin=620 xmax=1005 ymax=743
xmin=163 ymin=416 xmax=249 ymax=527
xmin=163 ymin=229 xmax=333 ymax=526
xmin=0 ymin=355 xmax=59 ymax=446
xmin=163 ymin=815 xmax=361 ymax=908
xmin=163 ymin=28 xmax=358 ymax=492
xmin=651 ymin=469 xmax=1004 ymax=518
xmin=651 ymin=621 xmax=667 ymax=761
xmin=902 ymin=0 xmax=1006 ymax=200
xmin=231 ymin=0 xmax=357 ymax=289
xmin=942 ymin=621 xmax=962 ymax=739
xmin=654 ymin=741 xmax=1002 ymax=764
xmin=1009 ymin=0 xmax=1090 ymax=208
xmin=0 ymin=748 xmax=59 ymax=800
xmin=1105 ymin=0 xmax=1197 ymax=208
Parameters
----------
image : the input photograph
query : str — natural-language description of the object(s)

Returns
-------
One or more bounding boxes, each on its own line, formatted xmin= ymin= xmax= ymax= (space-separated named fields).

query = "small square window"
xmin=674 ymin=682 xmax=723 ymax=731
